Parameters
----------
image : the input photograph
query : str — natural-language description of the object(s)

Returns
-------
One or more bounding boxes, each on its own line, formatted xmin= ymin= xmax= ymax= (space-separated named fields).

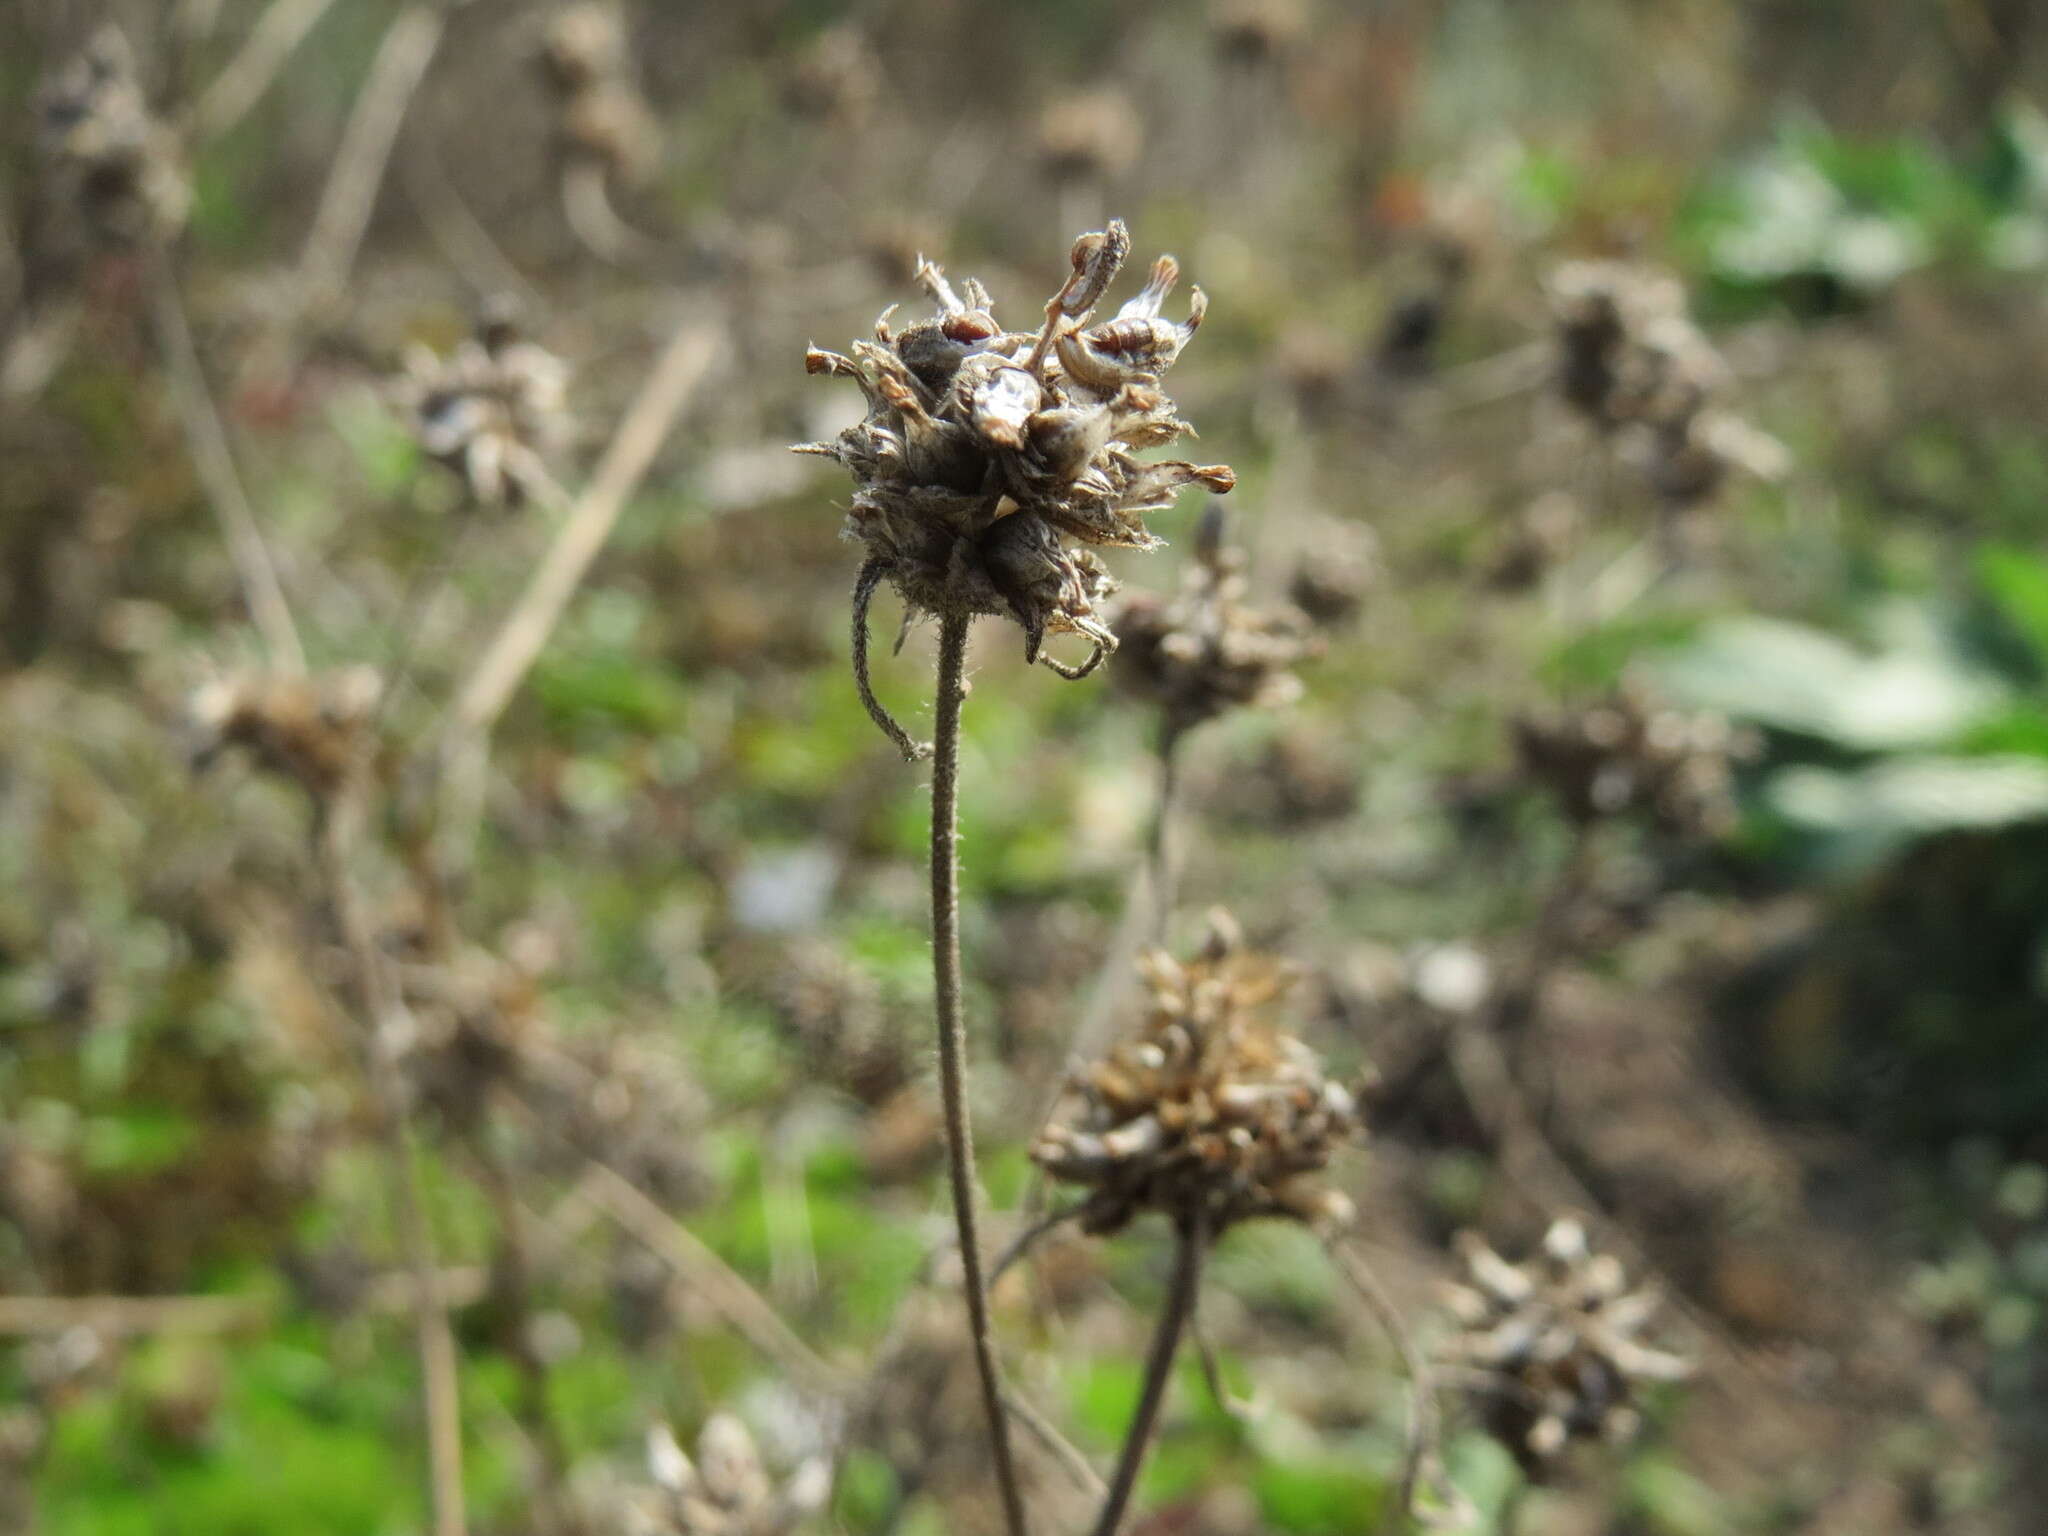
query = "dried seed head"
xmin=1512 ymin=680 xmax=1752 ymax=842
xmin=1037 ymin=90 xmax=1142 ymax=186
xmin=187 ymin=667 xmax=382 ymax=801
xmin=539 ymin=3 xmax=659 ymax=182
xmin=1113 ymin=503 xmax=1315 ymax=733
xmin=1210 ymin=0 xmax=1309 ymax=64
xmin=390 ymin=309 xmax=569 ymax=507
xmin=1441 ymin=1218 xmax=1693 ymax=1474
xmin=798 ymin=223 xmax=1231 ymax=732
xmin=1548 ymin=259 xmax=1784 ymax=510
xmin=579 ymin=1412 xmax=829 ymax=1536
xmin=36 ymin=25 xmax=189 ymax=249
xmin=785 ymin=23 xmax=883 ymax=124
xmin=1030 ymin=909 xmax=1362 ymax=1236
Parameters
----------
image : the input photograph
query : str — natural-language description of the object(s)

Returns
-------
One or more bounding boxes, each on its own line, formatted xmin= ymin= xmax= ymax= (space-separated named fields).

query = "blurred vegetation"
xmin=5 ymin=0 xmax=2048 ymax=1533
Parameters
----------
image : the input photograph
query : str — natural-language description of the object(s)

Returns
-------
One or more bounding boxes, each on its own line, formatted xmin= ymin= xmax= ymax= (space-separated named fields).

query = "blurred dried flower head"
xmin=797 ymin=220 xmax=1232 ymax=749
xmin=391 ymin=305 xmax=569 ymax=507
xmin=786 ymin=22 xmax=882 ymax=124
xmin=775 ymin=938 xmax=906 ymax=1106
xmin=37 ymin=25 xmax=190 ymax=248
xmin=1442 ymin=1218 xmax=1692 ymax=1472
xmin=1114 ymin=503 xmax=1315 ymax=735
xmin=1211 ymin=0 xmax=1309 ymax=65
xmin=1513 ymin=679 xmax=1751 ymax=842
xmin=1037 ymin=90 xmax=1142 ymax=186
xmin=1549 ymin=259 xmax=1787 ymax=508
xmin=188 ymin=667 xmax=383 ymax=801
xmin=575 ymin=1414 xmax=829 ymax=1536
xmin=540 ymin=3 xmax=660 ymax=183
xmin=1486 ymin=491 xmax=1582 ymax=591
xmin=1286 ymin=516 xmax=1378 ymax=627
xmin=1030 ymin=909 xmax=1360 ymax=1236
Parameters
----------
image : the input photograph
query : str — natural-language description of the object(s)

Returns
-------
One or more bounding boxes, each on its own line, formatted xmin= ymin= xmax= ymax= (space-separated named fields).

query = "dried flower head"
xmin=1030 ymin=910 xmax=1359 ymax=1236
xmin=391 ymin=306 xmax=569 ymax=507
xmin=797 ymin=222 xmax=1232 ymax=755
xmin=37 ymin=25 xmax=189 ymax=249
xmin=1441 ymin=1218 xmax=1692 ymax=1472
xmin=1548 ymin=260 xmax=1786 ymax=509
xmin=1113 ymin=503 xmax=1315 ymax=734
xmin=1036 ymin=91 xmax=1142 ymax=186
xmin=581 ymin=1414 xmax=829 ymax=1536
xmin=540 ymin=3 xmax=660 ymax=183
xmin=1210 ymin=0 xmax=1309 ymax=64
xmin=1512 ymin=680 xmax=1750 ymax=842
xmin=785 ymin=23 xmax=882 ymax=124
xmin=188 ymin=667 xmax=383 ymax=801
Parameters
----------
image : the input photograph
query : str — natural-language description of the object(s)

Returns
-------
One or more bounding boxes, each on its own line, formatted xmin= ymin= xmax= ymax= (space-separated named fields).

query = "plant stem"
xmin=929 ymin=612 xmax=1029 ymax=1536
xmin=1092 ymin=1219 xmax=1204 ymax=1536
xmin=316 ymin=799 xmax=467 ymax=1536
xmin=1146 ymin=718 xmax=1187 ymax=943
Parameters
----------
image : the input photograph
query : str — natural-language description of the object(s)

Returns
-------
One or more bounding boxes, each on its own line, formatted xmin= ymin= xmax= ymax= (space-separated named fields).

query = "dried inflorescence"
xmin=1211 ymin=0 xmax=1309 ymax=65
xmin=1113 ymin=503 xmax=1315 ymax=735
xmin=1030 ymin=910 xmax=1360 ymax=1236
xmin=1512 ymin=681 xmax=1750 ymax=842
xmin=1441 ymin=1218 xmax=1692 ymax=1473
xmin=391 ymin=306 xmax=569 ymax=507
xmin=785 ymin=23 xmax=882 ymax=124
xmin=574 ymin=1414 xmax=829 ymax=1536
xmin=1036 ymin=91 xmax=1141 ymax=186
xmin=798 ymin=222 xmax=1232 ymax=749
xmin=188 ymin=667 xmax=384 ymax=802
xmin=539 ymin=2 xmax=661 ymax=184
xmin=36 ymin=25 xmax=190 ymax=249
xmin=1547 ymin=259 xmax=1786 ymax=509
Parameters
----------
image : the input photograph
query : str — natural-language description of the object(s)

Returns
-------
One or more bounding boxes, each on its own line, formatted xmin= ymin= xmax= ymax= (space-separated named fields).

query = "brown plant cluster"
xmin=1441 ymin=1218 xmax=1693 ymax=1474
xmin=35 ymin=25 xmax=189 ymax=250
xmin=1513 ymin=681 xmax=1751 ymax=841
xmin=576 ymin=1414 xmax=829 ymax=1536
xmin=1548 ymin=258 xmax=1787 ymax=508
xmin=796 ymin=221 xmax=1234 ymax=703
xmin=187 ymin=666 xmax=384 ymax=803
xmin=391 ymin=307 xmax=570 ymax=508
xmin=539 ymin=2 xmax=661 ymax=186
xmin=1113 ymin=504 xmax=1316 ymax=735
xmin=1030 ymin=910 xmax=1360 ymax=1236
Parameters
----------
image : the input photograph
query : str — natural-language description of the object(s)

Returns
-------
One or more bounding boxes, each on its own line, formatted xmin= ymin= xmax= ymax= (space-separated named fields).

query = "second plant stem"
xmin=929 ymin=612 xmax=1029 ymax=1536
xmin=1092 ymin=1218 xmax=1205 ymax=1536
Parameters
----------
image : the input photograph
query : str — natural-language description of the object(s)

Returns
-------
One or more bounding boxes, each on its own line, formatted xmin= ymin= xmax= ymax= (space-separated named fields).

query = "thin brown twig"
xmin=451 ymin=320 xmax=722 ymax=736
xmin=0 ymin=1272 xmax=488 ymax=1337
xmin=189 ymin=0 xmax=340 ymax=141
xmin=929 ymin=611 xmax=1030 ymax=1536
xmin=1091 ymin=1218 xmax=1204 ymax=1536
xmin=566 ymin=1148 xmax=845 ymax=1399
xmin=316 ymin=797 xmax=467 ymax=1536
xmin=147 ymin=259 xmax=307 ymax=674
xmin=1325 ymin=1234 xmax=1439 ymax=1530
xmin=297 ymin=3 xmax=446 ymax=311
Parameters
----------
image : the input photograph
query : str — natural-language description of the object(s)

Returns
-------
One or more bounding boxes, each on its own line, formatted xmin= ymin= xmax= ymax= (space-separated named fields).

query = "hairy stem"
xmin=1092 ymin=1218 xmax=1204 ymax=1536
xmin=929 ymin=612 xmax=1028 ymax=1536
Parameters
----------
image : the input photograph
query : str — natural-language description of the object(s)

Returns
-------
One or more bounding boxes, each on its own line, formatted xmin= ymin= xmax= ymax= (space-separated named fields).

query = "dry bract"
xmin=797 ymin=219 xmax=1232 ymax=741
xmin=1513 ymin=681 xmax=1750 ymax=842
xmin=37 ymin=25 xmax=190 ymax=249
xmin=188 ymin=667 xmax=383 ymax=802
xmin=1114 ymin=504 xmax=1315 ymax=733
xmin=1441 ymin=1218 xmax=1692 ymax=1472
xmin=391 ymin=309 xmax=569 ymax=507
xmin=1030 ymin=910 xmax=1360 ymax=1236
